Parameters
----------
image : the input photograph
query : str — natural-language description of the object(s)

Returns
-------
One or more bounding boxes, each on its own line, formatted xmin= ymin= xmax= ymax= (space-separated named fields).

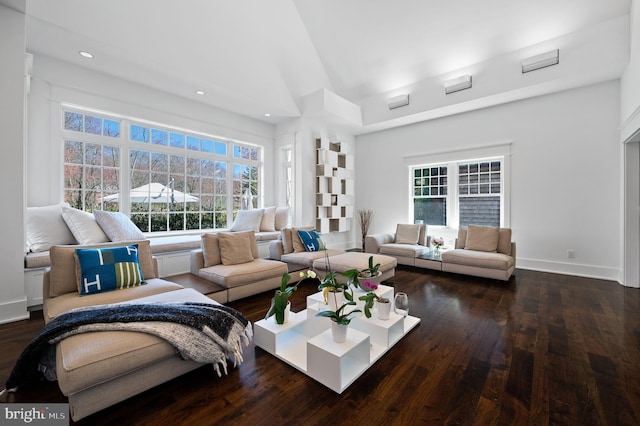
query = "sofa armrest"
xmin=152 ymin=256 xmax=159 ymax=277
xmin=364 ymin=233 xmax=395 ymax=254
xmin=190 ymin=249 xmax=205 ymax=275
xmin=511 ymin=243 xmax=516 ymax=266
xmin=269 ymin=239 xmax=284 ymax=260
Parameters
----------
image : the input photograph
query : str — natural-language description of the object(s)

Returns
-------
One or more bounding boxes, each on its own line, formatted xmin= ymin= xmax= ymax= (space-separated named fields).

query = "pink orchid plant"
xmin=358 ymin=281 xmax=389 ymax=318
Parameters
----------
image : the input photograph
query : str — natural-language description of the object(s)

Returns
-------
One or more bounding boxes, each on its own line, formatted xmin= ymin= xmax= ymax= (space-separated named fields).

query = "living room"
xmin=1 ymin=0 xmax=640 ymax=423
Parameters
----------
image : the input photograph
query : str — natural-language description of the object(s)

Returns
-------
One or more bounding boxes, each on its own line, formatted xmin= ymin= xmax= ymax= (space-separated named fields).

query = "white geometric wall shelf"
xmin=315 ymin=138 xmax=353 ymax=233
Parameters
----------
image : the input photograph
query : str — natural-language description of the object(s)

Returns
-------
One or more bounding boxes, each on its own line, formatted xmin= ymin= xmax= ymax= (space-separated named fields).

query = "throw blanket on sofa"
xmin=2 ymin=302 xmax=252 ymax=393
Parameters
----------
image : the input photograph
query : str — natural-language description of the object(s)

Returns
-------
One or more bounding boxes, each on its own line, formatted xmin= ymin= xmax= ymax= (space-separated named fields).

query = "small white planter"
xmin=377 ymin=300 xmax=391 ymax=320
xmin=331 ymin=321 xmax=348 ymax=343
xmin=326 ymin=290 xmax=344 ymax=311
xmin=271 ymin=301 xmax=290 ymax=324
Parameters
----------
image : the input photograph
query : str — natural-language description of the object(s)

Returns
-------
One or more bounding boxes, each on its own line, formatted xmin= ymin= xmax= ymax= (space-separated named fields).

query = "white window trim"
xmin=404 ymin=143 xmax=512 ymax=229
xmin=60 ymin=104 xmax=263 ymax=234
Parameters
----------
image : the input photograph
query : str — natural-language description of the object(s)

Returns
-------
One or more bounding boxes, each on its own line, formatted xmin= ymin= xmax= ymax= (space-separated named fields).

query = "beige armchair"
xmin=191 ymin=230 xmax=288 ymax=301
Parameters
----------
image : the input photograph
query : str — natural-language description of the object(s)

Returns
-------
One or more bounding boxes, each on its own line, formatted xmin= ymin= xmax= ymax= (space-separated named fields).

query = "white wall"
xmin=355 ymin=81 xmax=621 ymax=281
xmin=275 ymin=117 xmax=356 ymax=251
xmin=621 ymin=0 xmax=640 ymax=139
xmin=27 ymin=55 xmax=277 ymax=208
xmin=0 ymin=2 xmax=28 ymax=323
xmin=620 ymin=0 xmax=640 ymax=288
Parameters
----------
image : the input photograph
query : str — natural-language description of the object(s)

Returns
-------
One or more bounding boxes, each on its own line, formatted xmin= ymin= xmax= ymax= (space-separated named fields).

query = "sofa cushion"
xmin=44 ymin=278 xmax=183 ymax=322
xmin=149 ymin=235 xmax=201 ymax=254
xmin=199 ymin=259 xmax=287 ymax=288
xmin=456 ymin=227 xmax=467 ymax=249
xmin=26 ymin=203 xmax=76 ymax=252
xmin=260 ymin=206 xmax=277 ymax=232
xmin=280 ymin=228 xmax=294 ymax=254
xmin=441 ymin=249 xmax=514 ymax=271
xmin=464 ymin=225 xmax=499 ymax=252
xmin=395 ymin=224 xmax=421 ymax=244
xmin=229 ymin=209 xmax=263 ymax=232
xmin=201 ymin=233 xmax=222 ymax=267
xmin=280 ymin=249 xmax=346 ymax=268
xmin=94 ymin=210 xmax=145 ymax=241
xmin=497 ymin=228 xmax=512 ymax=256
xmin=48 ymin=240 xmax=155 ymax=298
xmin=297 ymin=229 xmax=321 ymax=252
xmin=61 ymin=206 xmax=109 ymax=245
xmin=75 ymin=245 xmax=146 ymax=295
xmin=380 ymin=243 xmax=428 ymax=258
xmin=24 ymin=251 xmax=52 ymax=269
xmin=218 ymin=232 xmax=254 ymax=265
xmin=255 ymin=231 xmax=280 ymax=241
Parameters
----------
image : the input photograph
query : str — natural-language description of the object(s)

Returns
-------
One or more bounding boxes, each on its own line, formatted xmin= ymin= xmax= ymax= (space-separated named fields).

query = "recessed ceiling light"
xmin=195 ymin=90 xmax=205 ymax=95
xmin=264 ymin=113 xmax=271 ymax=117
xmin=79 ymin=51 xmax=94 ymax=59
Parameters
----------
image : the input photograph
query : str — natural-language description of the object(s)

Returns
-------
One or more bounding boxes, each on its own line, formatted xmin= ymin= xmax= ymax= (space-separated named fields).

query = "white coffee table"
xmin=253 ymin=285 xmax=420 ymax=393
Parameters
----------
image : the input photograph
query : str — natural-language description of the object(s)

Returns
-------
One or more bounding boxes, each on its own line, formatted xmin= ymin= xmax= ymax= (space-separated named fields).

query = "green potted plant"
xmin=316 ymin=301 xmax=362 ymax=342
xmin=265 ymin=272 xmax=300 ymax=324
xmin=317 ymin=269 xmax=353 ymax=310
xmin=358 ymin=281 xmax=391 ymax=320
xmin=343 ymin=255 xmax=382 ymax=291
xmin=315 ymin=237 xmax=355 ymax=309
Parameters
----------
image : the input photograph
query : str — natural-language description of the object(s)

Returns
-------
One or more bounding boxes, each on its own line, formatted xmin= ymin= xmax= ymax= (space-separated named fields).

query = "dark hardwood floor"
xmin=1 ymin=267 xmax=639 ymax=425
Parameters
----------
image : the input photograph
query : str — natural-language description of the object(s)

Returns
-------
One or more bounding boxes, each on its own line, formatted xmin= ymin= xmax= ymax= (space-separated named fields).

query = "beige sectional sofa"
xmin=41 ymin=239 xmax=226 ymax=421
xmin=367 ymin=224 xmax=516 ymax=281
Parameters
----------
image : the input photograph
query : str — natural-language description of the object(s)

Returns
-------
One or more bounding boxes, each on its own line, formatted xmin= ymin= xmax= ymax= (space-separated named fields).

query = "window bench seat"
xmin=24 ymin=231 xmax=281 ymax=308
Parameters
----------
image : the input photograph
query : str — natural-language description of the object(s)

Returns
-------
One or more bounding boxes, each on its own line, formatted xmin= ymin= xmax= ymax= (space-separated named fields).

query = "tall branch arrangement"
xmin=357 ymin=209 xmax=374 ymax=249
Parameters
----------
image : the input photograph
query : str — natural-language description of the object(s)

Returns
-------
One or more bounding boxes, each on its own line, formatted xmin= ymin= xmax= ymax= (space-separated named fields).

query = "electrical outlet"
xmin=567 ymin=249 xmax=576 ymax=259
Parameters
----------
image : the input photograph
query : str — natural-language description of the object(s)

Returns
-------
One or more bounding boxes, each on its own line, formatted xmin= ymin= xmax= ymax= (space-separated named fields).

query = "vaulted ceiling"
xmin=23 ymin=0 xmax=632 ymax=133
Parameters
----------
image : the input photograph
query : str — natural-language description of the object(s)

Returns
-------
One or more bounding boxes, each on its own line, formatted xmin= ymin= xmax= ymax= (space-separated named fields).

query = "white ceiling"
xmin=23 ymin=0 xmax=632 ymax=132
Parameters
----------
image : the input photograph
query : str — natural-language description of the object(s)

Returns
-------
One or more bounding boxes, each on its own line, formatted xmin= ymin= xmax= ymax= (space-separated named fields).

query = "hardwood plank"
xmin=1 ymin=267 xmax=639 ymax=425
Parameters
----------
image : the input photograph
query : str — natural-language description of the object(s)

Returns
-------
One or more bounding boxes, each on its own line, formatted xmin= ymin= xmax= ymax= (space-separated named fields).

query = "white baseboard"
xmin=0 ymin=297 xmax=29 ymax=324
xmin=516 ymin=258 xmax=620 ymax=282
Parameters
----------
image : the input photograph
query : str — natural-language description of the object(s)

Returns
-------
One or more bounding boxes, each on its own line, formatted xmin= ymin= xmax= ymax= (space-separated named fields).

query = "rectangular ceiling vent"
xmin=522 ymin=49 xmax=559 ymax=73
xmin=386 ymin=94 xmax=410 ymax=110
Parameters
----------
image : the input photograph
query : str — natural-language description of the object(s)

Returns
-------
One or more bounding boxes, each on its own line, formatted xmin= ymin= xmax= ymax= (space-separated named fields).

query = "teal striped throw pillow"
xmin=76 ymin=245 xmax=146 ymax=295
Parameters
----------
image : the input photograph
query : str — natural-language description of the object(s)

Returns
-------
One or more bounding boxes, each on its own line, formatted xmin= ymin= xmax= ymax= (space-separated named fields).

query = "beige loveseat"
xmin=42 ymin=239 xmax=225 ymax=421
xmin=190 ymin=231 xmax=288 ymax=301
xmin=440 ymin=225 xmax=516 ymax=281
xmin=364 ymin=223 xmax=430 ymax=266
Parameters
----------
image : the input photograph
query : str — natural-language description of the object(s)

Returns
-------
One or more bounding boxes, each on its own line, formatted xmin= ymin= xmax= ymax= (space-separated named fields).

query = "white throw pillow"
xmin=93 ymin=210 xmax=145 ymax=241
xmin=229 ymin=209 xmax=264 ymax=232
xmin=61 ymin=206 xmax=109 ymax=245
xmin=260 ymin=206 xmax=277 ymax=232
xmin=26 ymin=203 xmax=77 ymax=252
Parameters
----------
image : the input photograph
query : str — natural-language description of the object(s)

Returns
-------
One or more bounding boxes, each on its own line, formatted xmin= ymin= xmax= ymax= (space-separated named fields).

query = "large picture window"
xmin=410 ymin=146 xmax=509 ymax=229
xmin=62 ymin=107 xmax=261 ymax=234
